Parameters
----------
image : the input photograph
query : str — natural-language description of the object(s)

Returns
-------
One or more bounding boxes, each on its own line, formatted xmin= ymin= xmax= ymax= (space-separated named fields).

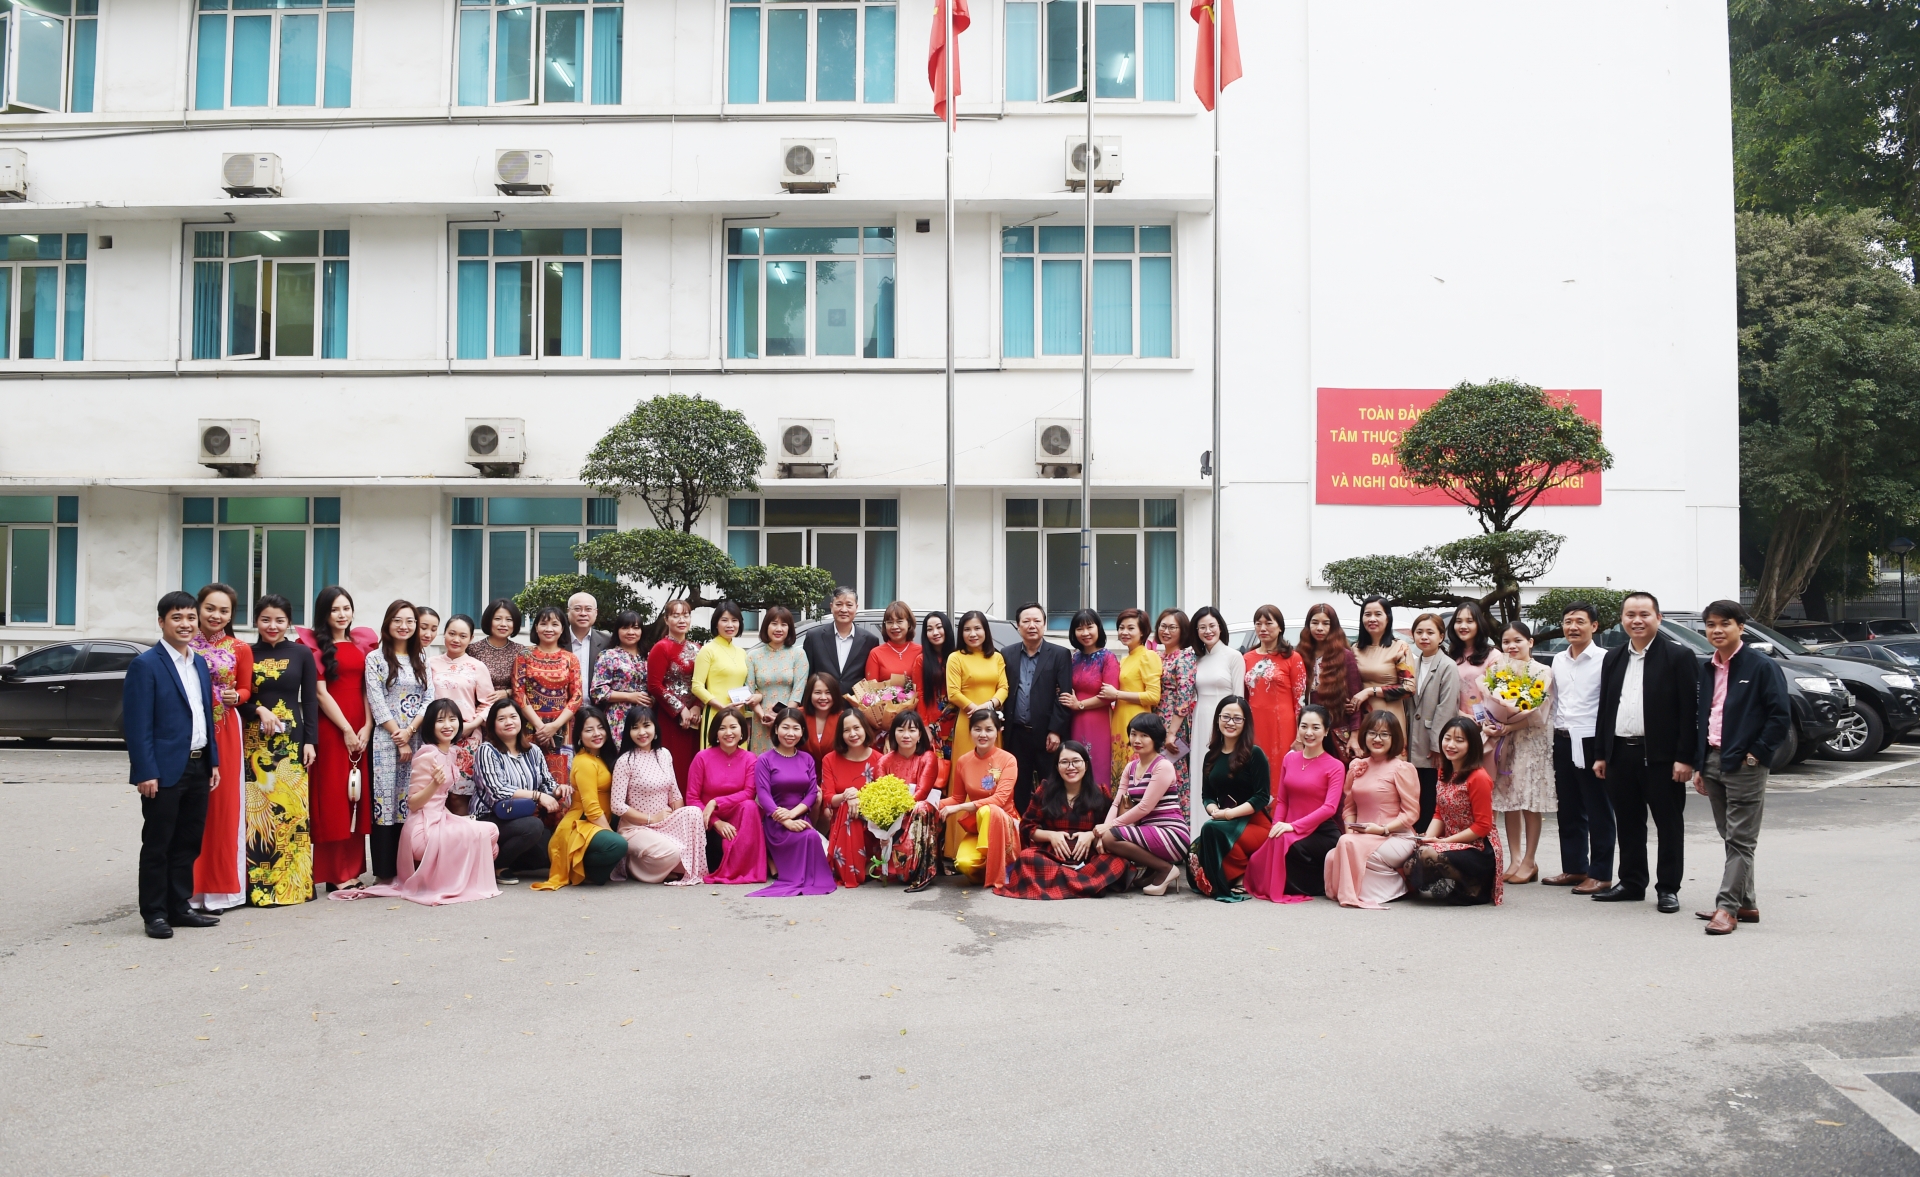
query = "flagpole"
xmin=1079 ymin=30 xmax=1094 ymax=612
xmin=1209 ymin=3 xmax=1223 ymax=609
xmin=944 ymin=0 xmax=956 ymax=623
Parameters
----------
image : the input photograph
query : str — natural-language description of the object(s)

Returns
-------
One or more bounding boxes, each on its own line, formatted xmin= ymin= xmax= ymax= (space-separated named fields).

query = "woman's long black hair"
xmin=1203 ymin=694 xmax=1255 ymax=777
xmin=1039 ymin=739 xmax=1108 ymax=823
xmin=572 ymin=705 xmax=616 ymax=773
xmin=313 ymin=585 xmax=354 ymax=680
xmin=920 ymin=610 xmax=955 ymax=702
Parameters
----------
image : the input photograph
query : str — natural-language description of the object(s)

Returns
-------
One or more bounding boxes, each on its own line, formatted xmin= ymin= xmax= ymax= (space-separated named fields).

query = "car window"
xmin=1832 ymin=621 xmax=1868 ymax=640
xmin=1737 ymin=620 xmax=1811 ymax=657
xmin=9 ymin=643 xmax=86 ymax=678
xmin=83 ymin=644 xmax=141 ymax=674
xmin=1658 ymin=621 xmax=1715 ymax=653
xmin=1873 ymin=619 xmax=1919 ymax=636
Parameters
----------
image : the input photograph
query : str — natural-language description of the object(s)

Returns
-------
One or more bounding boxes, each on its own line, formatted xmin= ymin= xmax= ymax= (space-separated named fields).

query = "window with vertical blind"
xmin=190 ymin=230 xmax=347 ymax=360
xmin=726 ymin=497 xmax=896 ymax=609
xmin=1001 ymin=223 xmax=1172 ymax=358
xmin=1004 ymin=497 xmax=1177 ymax=630
xmin=449 ymin=497 xmax=617 ymax=620
xmin=726 ymin=225 xmax=894 ymax=360
xmin=180 ymin=496 xmax=340 ymax=627
xmin=0 ymin=495 xmax=77 ymax=626
xmin=1005 ymin=0 xmax=1176 ymax=103
xmin=455 ymin=227 xmax=621 ymax=360
xmin=0 ymin=233 xmax=85 ymax=361
xmin=193 ymin=0 xmax=354 ymax=111
xmin=725 ymin=0 xmax=895 ymax=105
xmin=457 ymin=0 xmax=622 ymax=107
xmin=0 ymin=0 xmax=98 ymax=113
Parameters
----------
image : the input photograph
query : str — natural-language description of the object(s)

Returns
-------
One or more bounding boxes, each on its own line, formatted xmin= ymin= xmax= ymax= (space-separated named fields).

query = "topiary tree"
xmin=1525 ymin=587 xmax=1629 ymax=633
xmin=581 ymin=393 xmax=766 ymax=533
xmin=1321 ymin=553 xmax=1458 ymax=611
xmin=513 ymin=574 xmax=653 ymax=631
xmin=1430 ymin=530 xmax=1565 ymax=623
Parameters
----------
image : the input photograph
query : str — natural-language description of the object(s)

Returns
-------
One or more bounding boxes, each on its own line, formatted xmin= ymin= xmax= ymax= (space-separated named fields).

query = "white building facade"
xmin=0 ymin=0 xmax=1738 ymax=648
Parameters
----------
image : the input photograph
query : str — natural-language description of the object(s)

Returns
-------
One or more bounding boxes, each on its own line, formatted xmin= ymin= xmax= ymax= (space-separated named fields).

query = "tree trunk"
xmin=1751 ymin=505 xmax=1848 ymax=622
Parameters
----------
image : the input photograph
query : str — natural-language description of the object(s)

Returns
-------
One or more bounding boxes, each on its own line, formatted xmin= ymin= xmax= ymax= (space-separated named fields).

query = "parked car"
xmin=1534 ymin=617 xmax=1843 ymax=770
xmin=1772 ymin=621 xmax=1846 ymax=648
xmin=0 ymin=639 xmax=151 ymax=742
xmin=1665 ymin=614 xmax=1920 ymax=762
xmin=1828 ymin=639 xmax=1920 ymax=670
xmin=1782 ymin=617 xmax=1919 ymax=645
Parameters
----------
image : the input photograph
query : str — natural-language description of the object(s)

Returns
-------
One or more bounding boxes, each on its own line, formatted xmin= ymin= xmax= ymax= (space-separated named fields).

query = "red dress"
xmin=310 ymin=639 xmax=371 ymax=885
xmin=821 ymin=750 xmax=881 ymax=887
xmin=878 ymin=749 xmax=943 ymax=886
xmin=190 ymin=633 xmax=252 ymax=902
xmin=864 ymin=640 xmax=923 ymax=692
xmin=513 ymin=645 xmax=583 ymax=785
xmin=646 ymin=638 xmax=700 ymax=791
xmin=1243 ymin=649 xmax=1305 ymax=773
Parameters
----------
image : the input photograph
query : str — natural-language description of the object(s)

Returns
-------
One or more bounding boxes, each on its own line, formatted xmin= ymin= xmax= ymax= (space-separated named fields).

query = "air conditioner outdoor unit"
xmin=466 ymin=418 xmax=526 ymax=477
xmin=1065 ymin=136 xmax=1123 ymax=192
xmin=199 ymin=419 xmax=261 ymax=477
xmin=780 ymin=139 xmax=838 ymax=193
xmin=221 ymin=153 xmax=283 ymax=198
xmin=777 ymin=418 xmax=837 ymax=477
xmin=0 ymin=149 xmax=27 ymax=202
xmin=495 ymin=149 xmax=553 ymax=196
xmin=1034 ymin=418 xmax=1083 ymax=478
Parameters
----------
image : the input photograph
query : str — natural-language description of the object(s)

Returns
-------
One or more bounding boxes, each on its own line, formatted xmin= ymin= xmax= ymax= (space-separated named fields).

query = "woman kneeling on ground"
xmin=1097 ymin=713 xmax=1190 ymax=896
xmin=994 ymin=740 xmax=1128 ymax=899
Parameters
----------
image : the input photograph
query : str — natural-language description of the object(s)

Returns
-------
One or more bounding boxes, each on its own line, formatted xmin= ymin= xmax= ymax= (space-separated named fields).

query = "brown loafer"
xmin=1571 ymin=878 xmax=1610 ymax=894
xmin=1694 ymin=908 xmax=1759 ymax=923
xmin=1704 ymin=909 xmax=1738 ymax=935
xmin=1541 ymin=873 xmax=1588 ymax=887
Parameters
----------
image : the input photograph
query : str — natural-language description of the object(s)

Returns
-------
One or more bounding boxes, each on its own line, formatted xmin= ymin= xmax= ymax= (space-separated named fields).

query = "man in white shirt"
xmin=803 ymin=586 xmax=878 ymax=685
xmin=565 ymin=591 xmax=611 ymax=687
xmin=1544 ymin=601 xmax=1614 ymax=893
xmin=123 ymin=592 xmax=223 ymax=939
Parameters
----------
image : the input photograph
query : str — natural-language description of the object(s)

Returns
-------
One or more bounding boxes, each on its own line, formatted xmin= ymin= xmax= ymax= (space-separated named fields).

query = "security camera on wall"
xmin=200 ymin=419 xmax=260 ymax=477
xmin=466 ymin=418 xmax=525 ymax=477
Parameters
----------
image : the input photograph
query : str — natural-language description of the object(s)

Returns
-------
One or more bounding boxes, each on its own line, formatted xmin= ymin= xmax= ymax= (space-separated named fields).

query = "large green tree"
xmin=1730 ymin=0 xmax=1920 ymax=238
xmin=1736 ymin=210 xmax=1920 ymax=620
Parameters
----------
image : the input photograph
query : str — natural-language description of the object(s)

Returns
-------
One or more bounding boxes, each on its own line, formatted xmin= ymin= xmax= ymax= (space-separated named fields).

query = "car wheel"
xmin=1790 ymin=727 xmax=1817 ymax=763
xmin=1819 ymin=706 xmax=1885 ymax=762
xmin=1770 ymin=724 xmax=1799 ymax=772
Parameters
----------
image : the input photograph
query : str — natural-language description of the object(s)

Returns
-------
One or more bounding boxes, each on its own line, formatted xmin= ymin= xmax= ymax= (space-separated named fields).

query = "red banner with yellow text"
xmin=1314 ymin=387 xmax=1603 ymax=506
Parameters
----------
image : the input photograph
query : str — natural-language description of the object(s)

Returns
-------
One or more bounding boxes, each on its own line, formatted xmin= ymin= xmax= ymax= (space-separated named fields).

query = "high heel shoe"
xmin=1506 ymin=865 xmax=1538 ymax=884
xmin=1143 ymin=866 xmax=1181 ymax=896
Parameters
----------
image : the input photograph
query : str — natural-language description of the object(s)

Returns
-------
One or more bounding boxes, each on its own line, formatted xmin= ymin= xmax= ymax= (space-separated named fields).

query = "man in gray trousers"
xmin=1692 ymin=600 xmax=1792 ymax=936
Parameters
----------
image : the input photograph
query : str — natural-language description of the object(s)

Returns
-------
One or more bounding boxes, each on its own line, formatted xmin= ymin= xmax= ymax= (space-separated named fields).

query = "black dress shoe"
xmin=144 ymin=918 xmax=173 ymax=939
xmin=1591 ymin=883 xmax=1645 ymax=902
xmin=168 ymin=910 xmax=220 ymax=928
xmin=1656 ymin=890 xmax=1679 ymax=913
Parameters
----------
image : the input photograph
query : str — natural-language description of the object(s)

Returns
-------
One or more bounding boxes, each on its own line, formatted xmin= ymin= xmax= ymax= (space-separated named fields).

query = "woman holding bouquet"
xmin=865 ymin=600 xmax=923 ymax=687
xmin=1483 ymin=621 xmax=1555 ymax=885
xmin=821 ymin=710 xmax=882 ymax=887
xmin=942 ymin=707 xmax=1021 ymax=885
xmin=995 ymin=741 xmax=1128 ymax=899
xmin=879 ymin=711 xmax=945 ymax=891
xmin=1061 ymin=610 xmax=1119 ymax=786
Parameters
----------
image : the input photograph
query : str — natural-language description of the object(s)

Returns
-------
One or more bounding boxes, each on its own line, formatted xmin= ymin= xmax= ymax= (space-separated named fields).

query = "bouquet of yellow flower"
xmin=857 ymin=773 xmax=916 ymax=842
xmin=1480 ymin=660 xmax=1548 ymax=724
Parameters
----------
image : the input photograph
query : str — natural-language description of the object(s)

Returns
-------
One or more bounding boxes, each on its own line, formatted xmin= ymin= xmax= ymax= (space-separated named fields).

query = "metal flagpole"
xmin=1209 ymin=4 xmax=1223 ymax=609
xmin=944 ymin=0 xmax=956 ymax=622
xmin=1080 ymin=38 xmax=1094 ymax=611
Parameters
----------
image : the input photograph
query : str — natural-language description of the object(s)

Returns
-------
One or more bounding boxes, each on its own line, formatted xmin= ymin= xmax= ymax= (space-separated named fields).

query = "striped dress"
xmin=1106 ymin=753 xmax=1191 ymax=867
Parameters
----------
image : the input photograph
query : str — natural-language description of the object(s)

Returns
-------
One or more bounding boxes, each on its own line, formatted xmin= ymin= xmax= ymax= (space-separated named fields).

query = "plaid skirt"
xmin=993 ymin=846 xmax=1128 ymax=900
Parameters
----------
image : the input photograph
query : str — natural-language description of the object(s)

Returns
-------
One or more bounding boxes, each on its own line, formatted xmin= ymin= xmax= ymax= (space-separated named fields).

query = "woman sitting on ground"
xmin=1407 ymin=717 xmax=1505 ymax=906
xmin=941 ymin=707 xmax=1021 ymax=886
xmin=607 ymin=707 xmax=706 ymax=885
xmin=1244 ymin=705 xmax=1347 ymax=902
xmin=878 ymin=709 xmax=946 ymax=892
xmin=1324 ymin=710 xmax=1421 ymax=909
xmin=821 ymin=709 xmax=882 ymax=888
xmin=469 ymin=698 xmax=565 ymax=886
xmin=749 ymin=706 xmax=837 ymax=897
xmin=1186 ymin=696 xmax=1272 ymax=901
xmin=533 ymin=707 xmax=630 ymax=890
xmin=687 ymin=706 xmax=765 ymax=885
xmin=994 ymin=741 xmax=1128 ymax=900
xmin=1097 ymin=713 xmax=1190 ymax=896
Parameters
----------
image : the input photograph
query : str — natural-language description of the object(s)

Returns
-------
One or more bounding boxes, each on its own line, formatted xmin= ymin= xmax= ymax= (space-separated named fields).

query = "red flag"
xmin=1191 ymin=0 xmax=1242 ymax=111
xmin=929 ymin=0 xmax=970 ymax=124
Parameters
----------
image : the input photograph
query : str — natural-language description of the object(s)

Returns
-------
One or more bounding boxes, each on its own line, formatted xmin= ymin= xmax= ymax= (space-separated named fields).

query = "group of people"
xmin=122 ymin=581 xmax=1787 ymax=939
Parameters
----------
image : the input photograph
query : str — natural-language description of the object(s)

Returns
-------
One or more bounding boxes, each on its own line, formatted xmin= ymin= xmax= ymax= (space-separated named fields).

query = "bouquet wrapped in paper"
xmin=857 ymin=773 xmax=916 ymax=844
xmin=1479 ymin=660 xmax=1548 ymax=725
xmin=845 ymin=674 xmax=917 ymax=733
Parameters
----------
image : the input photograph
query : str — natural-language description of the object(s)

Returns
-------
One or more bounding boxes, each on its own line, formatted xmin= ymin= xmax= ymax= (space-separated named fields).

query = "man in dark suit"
xmin=565 ymin=591 xmax=613 ymax=685
xmin=803 ymin=586 xmax=879 ymax=687
xmin=1000 ymin=602 xmax=1074 ymax=812
xmin=1592 ymin=591 xmax=1698 ymax=914
xmin=123 ymin=591 xmax=224 ymax=940
xmin=1690 ymin=599 xmax=1790 ymax=936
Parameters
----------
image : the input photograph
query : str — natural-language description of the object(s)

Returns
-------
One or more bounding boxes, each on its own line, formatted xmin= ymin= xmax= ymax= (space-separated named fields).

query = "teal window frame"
xmin=188 ymin=229 xmax=348 ymax=361
xmin=723 ymin=497 xmax=896 ymax=611
xmin=454 ymin=227 xmax=620 ymax=361
xmin=1005 ymin=0 xmax=1174 ymax=103
xmin=0 ymin=233 xmax=85 ymax=361
xmin=724 ymin=0 xmax=896 ymax=105
xmin=0 ymin=0 xmax=98 ymax=114
xmin=456 ymin=0 xmax=623 ymax=108
xmin=1000 ymin=221 xmax=1174 ymax=359
xmin=1002 ymin=495 xmax=1178 ymax=630
xmin=192 ymin=0 xmax=355 ymax=111
xmin=0 ymin=493 xmax=76 ymax=627
xmin=178 ymin=495 xmax=341 ymax=628
xmin=448 ymin=496 xmax=617 ymax=619
xmin=724 ymin=223 xmax=894 ymax=360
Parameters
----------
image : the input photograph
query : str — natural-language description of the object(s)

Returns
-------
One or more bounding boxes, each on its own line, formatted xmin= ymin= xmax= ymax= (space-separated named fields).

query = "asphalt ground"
xmin=2 ymin=741 xmax=1917 ymax=1177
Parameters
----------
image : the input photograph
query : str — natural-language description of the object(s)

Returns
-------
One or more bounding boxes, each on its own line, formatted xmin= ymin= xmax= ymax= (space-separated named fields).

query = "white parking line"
xmin=1794 ymin=751 xmax=1920 ymax=790
xmin=1805 ymin=1055 xmax=1920 ymax=1153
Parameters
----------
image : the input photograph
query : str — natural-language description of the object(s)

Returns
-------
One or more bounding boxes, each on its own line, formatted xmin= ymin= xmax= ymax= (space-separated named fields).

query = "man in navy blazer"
xmin=123 ymin=591 xmax=224 ymax=939
xmin=1692 ymin=600 xmax=1791 ymax=937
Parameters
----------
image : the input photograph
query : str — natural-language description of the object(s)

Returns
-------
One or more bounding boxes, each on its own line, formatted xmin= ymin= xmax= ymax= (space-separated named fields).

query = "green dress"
xmin=744 ymin=643 xmax=810 ymax=752
xmin=1186 ymin=745 xmax=1273 ymax=902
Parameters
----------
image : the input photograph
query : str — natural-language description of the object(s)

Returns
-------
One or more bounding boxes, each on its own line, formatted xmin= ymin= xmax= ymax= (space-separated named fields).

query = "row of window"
xmin=3 ymin=0 xmax=1182 ymax=113
xmin=7 ymin=221 xmax=1181 ymax=362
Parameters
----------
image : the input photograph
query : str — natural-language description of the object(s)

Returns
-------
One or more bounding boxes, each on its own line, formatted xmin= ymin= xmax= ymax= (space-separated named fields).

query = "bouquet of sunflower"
xmin=1480 ymin=660 xmax=1548 ymax=724
xmin=857 ymin=773 xmax=916 ymax=843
